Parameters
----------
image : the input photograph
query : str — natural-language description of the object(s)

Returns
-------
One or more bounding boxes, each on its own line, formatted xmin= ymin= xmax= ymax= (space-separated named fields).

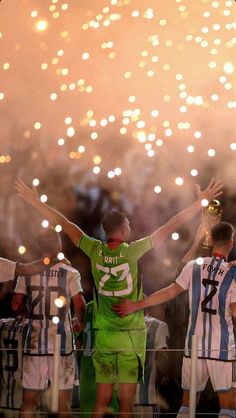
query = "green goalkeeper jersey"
xmin=78 ymin=235 xmax=153 ymax=330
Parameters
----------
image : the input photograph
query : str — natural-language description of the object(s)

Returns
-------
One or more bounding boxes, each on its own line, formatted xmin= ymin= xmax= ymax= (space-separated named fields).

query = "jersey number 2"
xmin=201 ymin=278 xmax=219 ymax=315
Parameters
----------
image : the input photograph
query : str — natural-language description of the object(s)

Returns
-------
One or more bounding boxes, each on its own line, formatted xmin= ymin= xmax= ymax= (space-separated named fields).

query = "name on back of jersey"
xmin=43 ymin=268 xmax=65 ymax=277
xmin=202 ymin=263 xmax=224 ymax=276
xmin=98 ymin=250 xmax=123 ymax=265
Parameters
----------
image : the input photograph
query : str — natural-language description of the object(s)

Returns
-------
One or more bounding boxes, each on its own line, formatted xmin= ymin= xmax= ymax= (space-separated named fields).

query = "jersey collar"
xmin=107 ymin=238 xmax=124 ymax=249
xmin=213 ymin=252 xmax=227 ymax=262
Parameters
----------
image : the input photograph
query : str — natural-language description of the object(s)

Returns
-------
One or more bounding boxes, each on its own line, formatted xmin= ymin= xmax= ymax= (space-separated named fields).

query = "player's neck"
xmin=212 ymin=247 xmax=228 ymax=261
xmin=107 ymin=237 xmax=124 ymax=249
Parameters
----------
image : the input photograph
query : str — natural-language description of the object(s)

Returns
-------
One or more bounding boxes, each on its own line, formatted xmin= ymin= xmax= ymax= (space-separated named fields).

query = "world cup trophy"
xmin=201 ymin=199 xmax=223 ymax=249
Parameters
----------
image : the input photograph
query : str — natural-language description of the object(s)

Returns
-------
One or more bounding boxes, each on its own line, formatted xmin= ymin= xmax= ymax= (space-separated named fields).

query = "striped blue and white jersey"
xmin=14 ymin=262 xmax=83 ymax=356
xmin=0 ymin=318 xmax=27 ymax=410
xmin=134 ymin=316 xmax=169 ymax=405
xmin=176 ymin=256 xmax=236 ymax=361
xmin=0 ymin=258 xmax=16 ymax=282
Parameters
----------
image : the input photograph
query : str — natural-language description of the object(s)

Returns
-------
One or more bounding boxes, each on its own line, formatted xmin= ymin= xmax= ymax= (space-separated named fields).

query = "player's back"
xmin=16 ymin=262 xmax=80 ymax=355
xmin=0 ymin=318 xmax=27 ymax=410
xmin=79 ymin=234 xmax=152 ymax=330
xmin=184 ymin=256 xmax=236 ymax=360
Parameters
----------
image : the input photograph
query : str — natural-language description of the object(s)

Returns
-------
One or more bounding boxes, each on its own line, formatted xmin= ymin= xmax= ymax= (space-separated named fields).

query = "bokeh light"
xmin=52 ymin=316 xmax=60 ymax=324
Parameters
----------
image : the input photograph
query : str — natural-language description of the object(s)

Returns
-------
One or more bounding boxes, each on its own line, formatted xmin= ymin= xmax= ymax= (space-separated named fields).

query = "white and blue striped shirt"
xmin=15 ymin=263 xmax=83 ymax=356
xmin=0 ymin=318 xmax=27 ymax=410
xmin=134 ymin=316 xmax=169 ymax=405
xmin=176 ymin=256 xmax=236 ymax=361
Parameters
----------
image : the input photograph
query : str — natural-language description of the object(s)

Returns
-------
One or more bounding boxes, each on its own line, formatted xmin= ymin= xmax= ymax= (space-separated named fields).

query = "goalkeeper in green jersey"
xmin=79 ymin=301 xmax=119 ymax=418
xmin=15 ymin=178 xmax=223 ymax=418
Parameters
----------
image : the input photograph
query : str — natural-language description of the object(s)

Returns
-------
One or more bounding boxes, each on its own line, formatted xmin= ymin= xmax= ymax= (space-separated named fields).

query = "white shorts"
xmin=182 ymin=357 xmax=234 ymax=392
xmin=22 ymin=355 xmax=75 ymax=390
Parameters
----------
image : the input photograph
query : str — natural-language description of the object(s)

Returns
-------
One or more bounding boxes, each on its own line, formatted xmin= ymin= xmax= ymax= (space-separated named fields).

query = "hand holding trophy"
xmin=201 ymin=199 xmax=223 ymax=249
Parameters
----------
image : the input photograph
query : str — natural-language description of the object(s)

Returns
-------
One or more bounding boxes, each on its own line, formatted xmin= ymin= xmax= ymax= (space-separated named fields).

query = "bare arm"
xmin=181 ymin=223 xmax=205 ymax=265
xmin=177 ymin=208 xmax=223 ymax=275
xmin=112 ymin=283 xmax=184 ymax=317
xmin=72 ymin=293 xmax=87 ymax=350
xmin=11 ymin=293 xmax=26 ymax=315
xmin=15 ymin=179 xmax=84 ymax=246
xmin=175 ymin=224 xmax=205 ymax=276
xmin=150 ymin=178 xmax=223 ymax=249
xmin=15 ymin=259 xmax=53 ymax=276
xmin=15 ymin=255 xmax=71 ymax=276
xmin=72 ymin=293 xmax=87 ymax=333
xmin=231 ymin=302 xmax=236 ymax=320
xmin=231 ymin=302 xmax=236 ymax=344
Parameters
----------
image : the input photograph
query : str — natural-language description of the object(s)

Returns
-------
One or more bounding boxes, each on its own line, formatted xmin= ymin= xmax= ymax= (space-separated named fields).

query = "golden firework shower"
xmin=0 ymin=0 xmax=235 ymax=271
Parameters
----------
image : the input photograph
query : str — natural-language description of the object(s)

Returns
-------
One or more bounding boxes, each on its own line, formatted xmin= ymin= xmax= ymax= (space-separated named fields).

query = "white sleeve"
xmin=14 ymin=276 xmax=27 ymax=295
xmin=175 ymin=261 xmax=193 ymax=291
xmin=230 ymin=274 xmax=236 ymax=303
xmin=68 ymin=269 xmax=83 ymax=297
xmin=0 ymin=258 xmax=16 ymax=282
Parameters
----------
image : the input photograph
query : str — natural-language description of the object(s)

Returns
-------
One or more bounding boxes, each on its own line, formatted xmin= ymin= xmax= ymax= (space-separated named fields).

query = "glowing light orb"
xmin=58 ymin=138 xmax=65 ymax=146
xmin=52 ymin=316 xmax=60 ymax=324
xmin=36 ymin=20 xmax=48 ymax=32
xmin=107 ymin=171 xmax=115 ymax=179
xmin=154 ymin=185 xmax=162 ymax=194
xmin=57 ymin=252 xmax=64 ymax=260
xmin=33 ymin=178 xmax=40 ymax=186
xmin=224 ymin=61 xmax=234 ymax=74
xmin=93 ymin=166 xmax=100 ymax=174
xmin=42 ymin=220 xmax=49 ymax=228
xmin=54 ymin=296 xmax=66 ymax=308
xmin=50 ymin=93 xmax=57 ymax=101
xmin=31 ymin=10 xmax=38 ymax=18
xmin=44 ymin=257 xmax=50 ymax=265
xmin=201 ymin=199 xmax=209 ymax=207
xmin=208 ymin=149 xmax=216 ymax=157
xmin=67 ymin=127 xmax=75 ymax=137
xmin=175 ymin=177 xmax=184 ymax=186
xmin=34 ymin=122 xmax=41 ymax=130
xmin=55 ymin=225 xmax=62 ymax=232
xmin=18 ymin=245 xmax=26 ymax=255
xmin=40 ymin=195 xmax=48 ymax=203
xmin=196 ymin=257 xmax=204 ymax=265
xmin=190 ymin=169 xmax=198 ymax=177
xmin=194 ymin=131 xmax=202 ymax=139
xmin=65 ymin=117 xmax=72 ymax=124
xmin=114 ymin=167 xmax=122 ymax=175
xmin=171 ymin=233 xmax=179 ymax=241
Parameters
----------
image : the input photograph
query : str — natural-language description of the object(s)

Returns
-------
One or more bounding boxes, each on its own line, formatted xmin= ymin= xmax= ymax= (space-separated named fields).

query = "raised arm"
xmin=15 ymin=179 xmax=84 ymax=246
xmin=150 ymin=178 xmax=223 ymax=249
xmin=112 ymin=283 xmax=184 ymax=317
xmin=174 ymin=223 xmax=205 ymax=277
xmin=15 ymin=256 xmax=71 ymax=276
xmin=11 ymin=293 xmax=28 ymax=317
xmin=181 ymin=223 xmax=205 ymax=265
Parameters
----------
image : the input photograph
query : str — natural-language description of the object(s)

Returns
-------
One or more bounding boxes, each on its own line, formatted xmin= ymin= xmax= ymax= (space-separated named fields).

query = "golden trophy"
xmin=201 ymin=199 xmax=223 ymax=249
